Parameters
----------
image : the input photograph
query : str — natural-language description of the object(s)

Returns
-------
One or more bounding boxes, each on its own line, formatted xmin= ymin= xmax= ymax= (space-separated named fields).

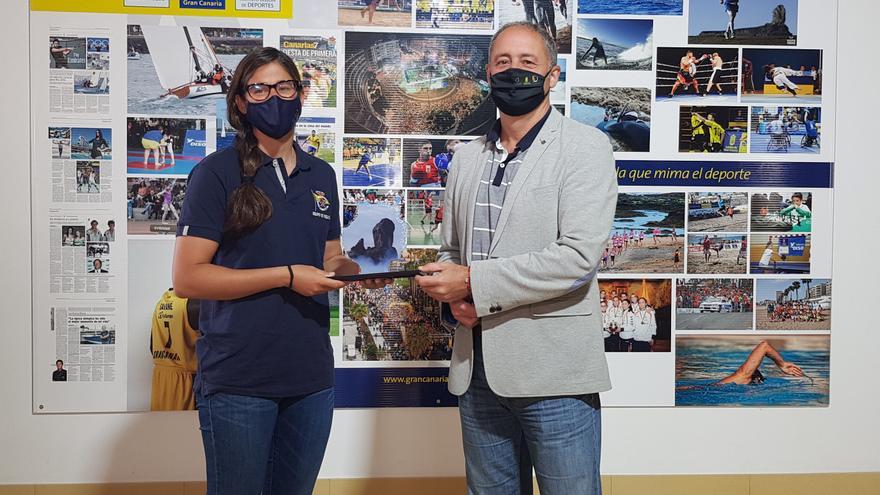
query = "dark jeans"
xmin=458 ymin=332 xmax=602 ymax=494
xmin=197 ymin=387 xmax=333 ymax=495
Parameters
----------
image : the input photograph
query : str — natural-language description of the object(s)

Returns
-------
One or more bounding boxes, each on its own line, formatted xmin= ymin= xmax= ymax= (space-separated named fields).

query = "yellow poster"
xmin=31 ymin=0 xmax=292 ymax=19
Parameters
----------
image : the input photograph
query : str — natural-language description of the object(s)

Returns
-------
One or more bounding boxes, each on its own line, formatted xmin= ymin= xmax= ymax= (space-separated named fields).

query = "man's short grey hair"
xmin=489 ymin=21 xmax=558 ymax=67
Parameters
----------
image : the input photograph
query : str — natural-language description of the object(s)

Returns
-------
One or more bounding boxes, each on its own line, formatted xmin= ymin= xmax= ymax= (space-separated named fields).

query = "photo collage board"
xmin=30 ymin=0 xmax=837 ymax=412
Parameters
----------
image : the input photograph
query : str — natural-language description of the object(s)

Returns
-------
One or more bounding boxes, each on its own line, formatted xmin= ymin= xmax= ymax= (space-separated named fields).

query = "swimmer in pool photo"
xmin=715 ymin=339 xmax=804 ymax=385
xmin=677 ymin=340 xmax=805 ymax=390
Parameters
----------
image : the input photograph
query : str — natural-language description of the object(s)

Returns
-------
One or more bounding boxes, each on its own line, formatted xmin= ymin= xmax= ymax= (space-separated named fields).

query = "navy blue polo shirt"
xmin=177 ymin=145 xmax=340 ymax=398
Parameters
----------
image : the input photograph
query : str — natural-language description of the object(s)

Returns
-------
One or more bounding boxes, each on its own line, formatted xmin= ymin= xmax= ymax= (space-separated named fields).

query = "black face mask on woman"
xmin=489 ymin=67 xmax=553 ymax=117
xmin=245 ymin=95 xmax=302 ymax=139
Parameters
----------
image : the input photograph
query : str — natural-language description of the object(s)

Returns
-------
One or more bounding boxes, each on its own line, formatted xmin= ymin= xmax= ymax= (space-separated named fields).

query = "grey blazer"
xmin=438 ymin=108 xmax=617 ymax=397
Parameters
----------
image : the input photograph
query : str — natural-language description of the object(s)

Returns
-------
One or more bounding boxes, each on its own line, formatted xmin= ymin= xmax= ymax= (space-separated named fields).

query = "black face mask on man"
xmin=489 ymin=67 xmax=553 ymax=117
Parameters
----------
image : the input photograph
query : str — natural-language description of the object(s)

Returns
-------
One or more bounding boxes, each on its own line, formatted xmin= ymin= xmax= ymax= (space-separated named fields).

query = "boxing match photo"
xmin=656 ymin=47 xmax=739 ymax=103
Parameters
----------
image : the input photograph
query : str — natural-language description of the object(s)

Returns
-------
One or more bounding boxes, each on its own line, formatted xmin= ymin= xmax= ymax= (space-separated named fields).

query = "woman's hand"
xmin=291 ymin=265 xmax=346 ymax=297
xmin=327 ymin=258 xmax=392 ymax=289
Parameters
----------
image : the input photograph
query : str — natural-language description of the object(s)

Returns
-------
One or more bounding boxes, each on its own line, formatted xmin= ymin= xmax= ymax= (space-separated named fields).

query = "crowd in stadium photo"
xmin=344 ymin=281 xmax=450 ymax=361
xmin=677 ymin=279 xmax=753 ymax=312
xmin=127 ymin=178 xmax=184 ymax=222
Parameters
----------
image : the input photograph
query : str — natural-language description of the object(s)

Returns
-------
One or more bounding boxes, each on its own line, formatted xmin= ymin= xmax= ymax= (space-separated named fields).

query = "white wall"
xmin=2 ymin=0 xmax=879 ymax=484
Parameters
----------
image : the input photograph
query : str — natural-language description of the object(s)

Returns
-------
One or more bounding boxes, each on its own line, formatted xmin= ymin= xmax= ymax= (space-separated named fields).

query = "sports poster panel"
xmin=30 ymin=0 xmax=837 ymax=412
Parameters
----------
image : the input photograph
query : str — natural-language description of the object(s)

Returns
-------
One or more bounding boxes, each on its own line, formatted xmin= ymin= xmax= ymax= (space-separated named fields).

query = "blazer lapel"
xmin=489 ymin=110 xmax=562 ymax=253
xmin=465 ymin=143 xmax=491 ymax=264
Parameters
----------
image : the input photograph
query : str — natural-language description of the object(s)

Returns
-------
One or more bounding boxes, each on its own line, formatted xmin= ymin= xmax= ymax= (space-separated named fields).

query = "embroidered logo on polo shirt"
xmin=312 ymin=190 xmax=331 ymax=220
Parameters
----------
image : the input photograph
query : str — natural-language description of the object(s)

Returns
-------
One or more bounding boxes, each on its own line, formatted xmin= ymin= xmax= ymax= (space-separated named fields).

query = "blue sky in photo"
xmin=689 ymin=0 xmax=799 ymax=35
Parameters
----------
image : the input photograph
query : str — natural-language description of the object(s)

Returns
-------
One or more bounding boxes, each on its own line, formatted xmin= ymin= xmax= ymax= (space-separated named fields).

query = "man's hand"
xmin=780 ymin=362 xmax=805 ymax=377
xmin=415 ymin=262 xmax=470 ymax=303
xmin=449 ymin=299 xmax=479 ymax=329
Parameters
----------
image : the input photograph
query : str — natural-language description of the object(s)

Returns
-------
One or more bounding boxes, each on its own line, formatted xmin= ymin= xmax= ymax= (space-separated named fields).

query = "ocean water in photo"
xmin=128 ymin=53 xmax=244 ymax=116
xmin=578 ymin=0 xmax=682 ymax=16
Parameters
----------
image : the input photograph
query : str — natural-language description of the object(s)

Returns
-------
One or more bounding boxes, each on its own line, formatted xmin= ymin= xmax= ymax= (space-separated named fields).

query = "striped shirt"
xmin=471 ymin=108 xmax=551 ymax=261
xmin=471 ymin=142 xmax=527 ymax=261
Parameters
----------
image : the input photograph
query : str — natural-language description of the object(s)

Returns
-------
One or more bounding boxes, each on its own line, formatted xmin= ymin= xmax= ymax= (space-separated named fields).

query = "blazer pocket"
xmin=527 ymin=184 xmax=559 ymax=203
xmin=530 ymin=293 xmax=593 ymax=317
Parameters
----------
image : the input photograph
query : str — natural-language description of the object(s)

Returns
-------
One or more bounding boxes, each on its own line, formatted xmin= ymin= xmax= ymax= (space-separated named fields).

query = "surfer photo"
xmin=575 ymin=18 xmax=653 ymax=70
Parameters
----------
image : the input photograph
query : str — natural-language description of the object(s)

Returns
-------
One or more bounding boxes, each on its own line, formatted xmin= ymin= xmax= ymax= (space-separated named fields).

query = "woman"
xmin=173 ymin=47 xmax=388 ymax=495
xmin=631 ymin=297 xmax=656 ymax=352
xmin=89 ymin=129 xmax=109 ymax=159
xmin=616 ymin=298 xmax=635 ymax=352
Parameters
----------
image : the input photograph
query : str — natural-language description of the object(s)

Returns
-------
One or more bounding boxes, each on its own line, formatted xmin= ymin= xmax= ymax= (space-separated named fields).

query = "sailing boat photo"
xmin=127 ymin=25 xmax=263 ymax=115
xmin=141 ymin=25 xmax=229 ymax=99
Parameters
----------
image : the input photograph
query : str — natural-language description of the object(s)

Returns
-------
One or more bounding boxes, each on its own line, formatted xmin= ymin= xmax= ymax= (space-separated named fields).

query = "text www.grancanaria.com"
xmin=382 ymin=376 xmax=448 ymax=385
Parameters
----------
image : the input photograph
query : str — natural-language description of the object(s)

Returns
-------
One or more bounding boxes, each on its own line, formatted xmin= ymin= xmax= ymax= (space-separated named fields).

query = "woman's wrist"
xmin=279 ymin=265 xmax=294 ymax=289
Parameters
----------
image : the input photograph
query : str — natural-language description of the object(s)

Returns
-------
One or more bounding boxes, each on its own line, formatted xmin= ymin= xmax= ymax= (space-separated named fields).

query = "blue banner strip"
xmin=615 ymin=161 xmax=833 ymax=188
xmin=335 ymin=367 xmax=457 ymax=408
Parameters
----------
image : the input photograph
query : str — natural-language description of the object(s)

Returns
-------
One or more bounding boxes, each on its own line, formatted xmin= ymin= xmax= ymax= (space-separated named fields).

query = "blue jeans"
xmin=458 ymin=334 xmax=602 ymax=495
xmin=197 ymin=387 xmax=334 ymax=495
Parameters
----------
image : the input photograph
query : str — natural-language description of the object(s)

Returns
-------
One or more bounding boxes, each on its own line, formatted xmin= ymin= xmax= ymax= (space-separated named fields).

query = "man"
xmin=768 ymin=113 xmax=785 ymax=138
xmin=765 ymin=63 xmax=800 ymax=96
xmin=690 ymin=111 xmax=709 ymax=152
xmin=692 ymin=112 xmax=725 ymax=152
xmin=669 ymin=51 xmax=706 ymax=98
xmin=704 ymin=113 xmax=726 ymax=152
xmin=779 ymin=192 xmax=812 ymax=230
xmin=742 ymin=57 xmax=754 ymax=93
xmin=416 ymin=22 xmax=616 ymax=494
xmin=767 ymin=113 xmax=787 ymax=150
xmin=715 ymin=340 xmax=804 ymax=385
xmin=210 ymin=63 xmax=225 ymax=88
xmin=52 ymin=359 xmax=67 ymax=382
xmin=313 ymin=66 xmax=332 ymax=104
xmin=90 ymin=259 xmax=108 ymax=274
xmin=409 ymin=141 xmax=441 ymax=187
xmin=704 ymin=52 xmax=725 ymax=96
xmin=431 ymin=203 xmax=443 ymax=231
xmin=305 ymin=130 xmax=322 ymax=156
xmin=579 ymin=37 xmax=607 ymax=67
xmin=86 ymin=220 xmax=103 ymax=242
xmin=801 ymin=108 xmax=819 ymax=148
xmin=722 ymin=0 xmax=739 ymax=39
xmin=354 ymin=148 xmax=374 ymax=181
xmin=703 ymin=234 xmax=713 ymax=262
xmin=50 ymin=38 xmax=72 ymax=69
xmin=104 ymin=220 xmax=115 ymax=242
xmin=435 ymin=139 xmax=460 ymax=187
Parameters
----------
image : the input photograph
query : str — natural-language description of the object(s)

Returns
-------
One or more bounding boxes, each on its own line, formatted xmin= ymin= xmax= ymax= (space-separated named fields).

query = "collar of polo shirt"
xmin=256 ymin=146 xmax=313 ymax=171
xmin=485 ymin=106 xmax=552 ymax=154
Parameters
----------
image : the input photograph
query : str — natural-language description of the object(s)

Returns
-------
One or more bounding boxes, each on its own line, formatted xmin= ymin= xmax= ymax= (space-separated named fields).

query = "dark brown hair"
xmin=224 ymin=47 xmax=301 ymax=237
